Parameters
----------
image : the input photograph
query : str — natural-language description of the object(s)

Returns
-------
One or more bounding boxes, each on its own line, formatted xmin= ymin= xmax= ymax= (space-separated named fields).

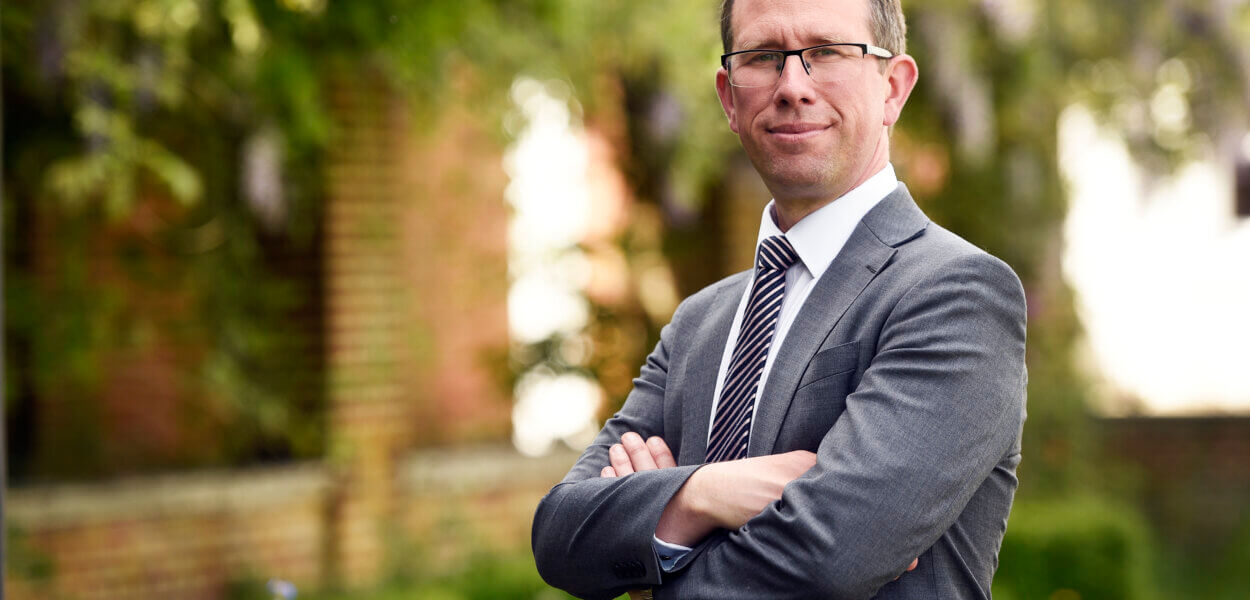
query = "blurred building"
xmin=5 ymin=73 xmax=538 ymax=599
xmin=1061 ymin=103 xmax=1250 ymax=562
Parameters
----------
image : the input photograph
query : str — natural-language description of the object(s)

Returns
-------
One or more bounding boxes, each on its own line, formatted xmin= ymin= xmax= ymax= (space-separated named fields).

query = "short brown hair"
xmin=719 ymin=0 xmax=907 ymax=56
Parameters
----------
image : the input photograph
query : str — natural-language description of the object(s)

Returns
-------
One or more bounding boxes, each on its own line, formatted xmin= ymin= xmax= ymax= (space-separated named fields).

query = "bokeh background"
xmin=3 ymin=1 xmax=1249 ymax=598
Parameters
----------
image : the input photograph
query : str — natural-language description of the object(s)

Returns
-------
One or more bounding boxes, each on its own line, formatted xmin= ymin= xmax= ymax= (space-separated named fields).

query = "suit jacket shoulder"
xmin=858 ymin=185 xmax=1024 ymax=308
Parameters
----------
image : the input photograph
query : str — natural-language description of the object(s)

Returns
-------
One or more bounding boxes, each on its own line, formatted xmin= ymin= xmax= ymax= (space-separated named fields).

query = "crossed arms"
xmin=604 ymin=433 xmax=819 ymax=547
xmin=601 ymin=432 xmax=918 ymax=597
xmin=532 ymin=252 xmax=1027 ymax=599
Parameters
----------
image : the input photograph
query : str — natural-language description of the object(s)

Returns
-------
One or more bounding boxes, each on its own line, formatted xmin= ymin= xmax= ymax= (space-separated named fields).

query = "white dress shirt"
xmin=653 ymin=164 xmax=900 ymax=569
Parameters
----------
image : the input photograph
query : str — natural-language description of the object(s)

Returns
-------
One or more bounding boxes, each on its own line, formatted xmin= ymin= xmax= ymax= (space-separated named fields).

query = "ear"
xmin=715 ymin=67 xmax=740 ymax=134
xmin=881 ymin=54 xmax=919 ymax=127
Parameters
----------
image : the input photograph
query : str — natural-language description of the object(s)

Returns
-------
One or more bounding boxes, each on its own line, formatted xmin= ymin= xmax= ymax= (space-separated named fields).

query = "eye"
xmin=745 ymin=52 xmax=781 ymax=66
xmin=808 ymin=46 xmax=850 ymax=62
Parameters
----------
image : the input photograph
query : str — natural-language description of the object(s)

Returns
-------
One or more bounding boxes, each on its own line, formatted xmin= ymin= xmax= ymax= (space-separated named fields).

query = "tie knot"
xmin=756 ymin=235 xmax=799 ymax=271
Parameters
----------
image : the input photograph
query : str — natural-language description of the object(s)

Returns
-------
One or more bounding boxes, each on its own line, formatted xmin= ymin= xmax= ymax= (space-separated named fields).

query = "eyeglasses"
xmin=721 ymin=43 xmax=894 ymax=88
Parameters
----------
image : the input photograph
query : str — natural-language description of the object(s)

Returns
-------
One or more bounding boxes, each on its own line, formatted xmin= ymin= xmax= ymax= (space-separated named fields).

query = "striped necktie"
xmin=706 ymin=235 xmax=800 ymax=463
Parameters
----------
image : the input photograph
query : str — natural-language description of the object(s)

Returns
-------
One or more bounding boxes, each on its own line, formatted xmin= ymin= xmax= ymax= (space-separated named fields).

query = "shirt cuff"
xmin=652 ymin=536 xmax=694 ymax=572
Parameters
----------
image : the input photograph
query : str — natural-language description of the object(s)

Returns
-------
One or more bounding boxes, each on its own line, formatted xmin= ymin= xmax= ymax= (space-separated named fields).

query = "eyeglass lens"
xmin=728 ymin=45 xmax=866 ymax=87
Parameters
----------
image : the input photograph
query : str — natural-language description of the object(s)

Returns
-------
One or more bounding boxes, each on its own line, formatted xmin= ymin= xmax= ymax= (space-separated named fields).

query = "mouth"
xmin=765 ymin=122 xmax=830 ymax=142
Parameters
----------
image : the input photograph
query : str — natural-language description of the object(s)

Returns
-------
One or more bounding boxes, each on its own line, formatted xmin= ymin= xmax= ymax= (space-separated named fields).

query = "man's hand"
xmin=598 ymin=434 xmax=817 ymax=544
xmin=654 ymin=450 xmax=817 ymax=546
xmin=600 ymin=432 xmax=676 ymax=477
xmin=896 ymin=558 xmax=919 ymax=580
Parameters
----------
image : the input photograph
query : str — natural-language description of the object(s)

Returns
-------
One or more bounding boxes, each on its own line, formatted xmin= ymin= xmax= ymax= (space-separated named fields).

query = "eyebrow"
xmin=816 ymin=34 xmax=852 ymax=45
xmin=736 ymin=35 xmax=852 ymax=51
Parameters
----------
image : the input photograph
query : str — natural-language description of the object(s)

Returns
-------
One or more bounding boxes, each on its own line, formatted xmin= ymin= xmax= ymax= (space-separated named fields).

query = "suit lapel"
xmin=677 ymin=274 xmax=747 ymax=466
xmin=747 ymin=228 xmax=893 ymax=456
xmin=749 ymin=184 xmax=929 ymax=456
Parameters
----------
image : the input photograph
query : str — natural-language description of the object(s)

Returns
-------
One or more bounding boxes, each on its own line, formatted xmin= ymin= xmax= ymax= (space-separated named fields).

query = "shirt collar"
xmin=756 ymin=163 xmax=899 ymax=281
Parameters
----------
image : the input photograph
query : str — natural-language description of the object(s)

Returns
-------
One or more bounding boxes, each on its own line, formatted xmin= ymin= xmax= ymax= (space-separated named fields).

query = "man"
xmin=532 ymin=0 xmax=1027 ymax=598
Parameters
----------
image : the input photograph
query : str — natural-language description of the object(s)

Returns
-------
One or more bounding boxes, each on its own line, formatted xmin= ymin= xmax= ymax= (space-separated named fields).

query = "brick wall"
xmin=396 ymin=100 xmax=512 ymax=446
xmin=4 ymin=446 xmax=577 ymax=599
xmin=1099 ymin=416 xmax=1250 ymax=547
xmin=320 ymin=70 xmax=512 ymax=585
xmin=6 ymin=464 xmax=332 ymax=600
xmin=323 ymin=71 xmax=411 ymax=587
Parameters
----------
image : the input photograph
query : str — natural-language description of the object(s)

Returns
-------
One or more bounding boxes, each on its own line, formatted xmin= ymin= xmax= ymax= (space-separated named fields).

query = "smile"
xmin=765 ymin=122 xmax=830 ymax=142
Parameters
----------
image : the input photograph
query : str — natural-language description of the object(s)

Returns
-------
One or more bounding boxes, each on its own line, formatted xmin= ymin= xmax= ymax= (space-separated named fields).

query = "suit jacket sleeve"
xmin=655 ymin=252 xmax=1027 ymax=599
xmin=531 ymin=297 xmax=706 ymax=600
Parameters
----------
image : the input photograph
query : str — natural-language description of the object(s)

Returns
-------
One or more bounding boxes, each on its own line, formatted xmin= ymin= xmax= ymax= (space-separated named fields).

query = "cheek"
xmin=728 ymin=88 xmax=764 ymax=128
xmin=738 ymin=110 xmax=769 ymax=143
xmin=831 ymin=85 xmax=878 ymax=118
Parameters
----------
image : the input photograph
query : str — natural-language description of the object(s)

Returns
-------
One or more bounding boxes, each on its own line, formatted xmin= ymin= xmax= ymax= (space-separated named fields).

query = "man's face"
xmin=717 ymin=0 xmax=907 ymax=203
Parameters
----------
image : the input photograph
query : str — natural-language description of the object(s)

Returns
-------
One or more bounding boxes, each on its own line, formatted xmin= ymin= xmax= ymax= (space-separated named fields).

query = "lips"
xmin=764 ymin=122 xmax=831 ymax=144
xmin=767 ymin=122 xmax=829 ymax=134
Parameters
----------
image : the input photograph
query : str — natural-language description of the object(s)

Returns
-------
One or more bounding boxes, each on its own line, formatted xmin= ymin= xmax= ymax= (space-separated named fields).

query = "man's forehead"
xmin=730 ymin=0 xmax=871 ymax=49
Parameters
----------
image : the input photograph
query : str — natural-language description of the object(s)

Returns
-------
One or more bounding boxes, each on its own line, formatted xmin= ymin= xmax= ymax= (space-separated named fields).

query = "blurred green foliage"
xmin=997 ymin=498 xmax=1250 ymax=599
xmin=5 ymin=525 xmax=56 ymax=586
xmin=1153 ymin=514 xmax=1250 ymax=600
xmin=3 ymin=0 xmax=341 ymax=478
xmin=223 ymin=552 xmax=589 ymax=600
xmin=995 ymin=497 xmax=1156 ymax=600
xmin=308 ymin=553 xmax=582 ymax=600
xmin=1 ymin=0 xmax=740 ymax=480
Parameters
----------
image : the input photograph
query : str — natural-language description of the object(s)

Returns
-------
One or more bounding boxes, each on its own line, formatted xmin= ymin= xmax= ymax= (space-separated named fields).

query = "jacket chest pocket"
xmin=774 ymin=341 xmax=860 ymax=452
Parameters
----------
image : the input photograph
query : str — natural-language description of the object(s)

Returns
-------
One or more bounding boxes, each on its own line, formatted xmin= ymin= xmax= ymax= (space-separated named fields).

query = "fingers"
xmin=609 ymin=443 xmax=634 ymax=475
xmin=648 ymin=436 xmax=677 ymax=468
xmin=621 ymin=432 xmax=658 ymax=471
xmin=608 ymin=432 xmax=676 ymax=478
xmin=894 ymin=558 xmax=919 ymax=581
xmin=601 ymin=466 xmax=617 ymax=478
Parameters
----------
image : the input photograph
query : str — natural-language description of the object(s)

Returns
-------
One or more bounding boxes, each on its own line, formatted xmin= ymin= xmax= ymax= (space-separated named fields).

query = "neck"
xmin=770 ymin=137 xmax=890 ymax=232
xmin=770 ymin=169 xmax=887 ymax=233
xmin=770 ymin=196 xmax=833 ymax=232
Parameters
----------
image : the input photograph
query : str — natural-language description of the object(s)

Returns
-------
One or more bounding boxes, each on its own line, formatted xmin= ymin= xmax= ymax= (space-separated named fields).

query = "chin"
xmin=762 ymin=161 xmax=838 ymax=190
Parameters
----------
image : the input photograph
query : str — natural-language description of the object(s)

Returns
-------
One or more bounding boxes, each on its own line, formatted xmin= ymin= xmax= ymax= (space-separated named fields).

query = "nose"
xmin=773 ymin=53 xmax=815 ymax=106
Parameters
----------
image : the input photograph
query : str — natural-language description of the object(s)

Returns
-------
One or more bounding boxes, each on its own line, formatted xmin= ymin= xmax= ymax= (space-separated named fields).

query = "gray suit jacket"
xmin=532 ymin=184 xmax=1027 ymax=599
